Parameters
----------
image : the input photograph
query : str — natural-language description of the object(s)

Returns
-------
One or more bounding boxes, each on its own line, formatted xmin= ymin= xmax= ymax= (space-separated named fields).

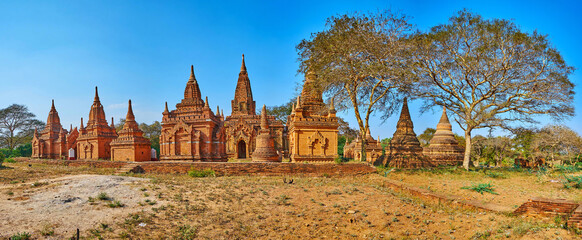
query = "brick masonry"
xmin=513 ymin=197 xmax=582 ymax=229
xmin=22 ymin=158 xmax=376 ymax=176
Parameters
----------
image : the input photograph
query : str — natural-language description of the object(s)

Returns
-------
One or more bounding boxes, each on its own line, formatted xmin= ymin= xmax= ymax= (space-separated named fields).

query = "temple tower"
xmin=160 ymin=66 xmax=227 ymax=161
xmin=387 ymin=98 xmax=425 ymax=168
xmin=223 ymin=55 xmax=286 ymax=159
xmin=32 ymin=100 xmax=68 ymax=159
xmin=343 ymin=128 xmax=382 ymax=163
xmin=251 ymin=105 xmax=280 ymax=162
xmin=287 ymin=72 xmax=338 ymax=162
xmin=76 ymin=87 xmax=118 ymax=160
xmin=111 ymin=100 xmax=152 ymax=161
xmin=423 ymin=107 xmax=464 ymax=165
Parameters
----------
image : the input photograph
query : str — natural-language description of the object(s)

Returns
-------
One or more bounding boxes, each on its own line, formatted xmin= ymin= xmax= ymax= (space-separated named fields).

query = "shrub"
xmin=563 ymin=175 xmax=582 ymax=189
xmin=0 ymin=152 xmax=4 ymax=167
xmin=5 ymin=158 xmax=16 ymax=163
xmin=187 ymin=168 xmax=215 ymax=178
xmin=461 ymin=183 xmax=499 ymax=195
xmin=485 ymin=171 xmax=506 ymax=179
xmin=176 ymin=225 xmax=198 ymax=239
xmin=10 ymin=232 xmax=31 ymax=240
xmin=97 ymin=192 xmax=110 ymax=201
xmin=108 ymin=200 xmax=124 ymax=208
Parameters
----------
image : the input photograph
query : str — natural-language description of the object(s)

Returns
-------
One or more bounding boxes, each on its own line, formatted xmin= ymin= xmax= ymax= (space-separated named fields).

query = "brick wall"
xmin=22 ymin=158 xmax=376 ymax=176
xmin=513 ymin=197 xmax=579 ymax=217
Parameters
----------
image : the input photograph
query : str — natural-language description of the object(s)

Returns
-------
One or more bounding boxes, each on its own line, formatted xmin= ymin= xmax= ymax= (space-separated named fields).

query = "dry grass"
xmin=0 ymin=162 xmax=579 ymax=239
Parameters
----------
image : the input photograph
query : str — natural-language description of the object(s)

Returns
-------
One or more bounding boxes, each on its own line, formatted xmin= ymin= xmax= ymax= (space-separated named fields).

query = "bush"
xmin=10 ymin=232 xmax=31 ymax=240
xmin=0 ymin=151 xmax=4 ymax=167
xmin=187 ymin=168 xmax=215 ymax=178
xmin=461 ymin=183 xmax=499 ymax=195
xmin=97 ymin=192 xmax=110 ymax=201
xmin=5 ymin=158 xmax=16 ymax=163
xmin=563 ymin=175 xmax=582 ymax=189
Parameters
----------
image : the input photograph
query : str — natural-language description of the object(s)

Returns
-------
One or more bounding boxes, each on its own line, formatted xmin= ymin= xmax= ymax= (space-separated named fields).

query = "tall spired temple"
xmin=160 ymin=66 xmax=227 ymax=161
xmin=343 ymin=128 xmax=382 ymax=163
xmin=287 ymin=72 xmax=338 ymax=162
xmin=32 ymin=100 xmax=68 ymax=159
xmin=386 ymin=98 xmax=425 ymax=168
xmin=223 ymin=55 xmax=286 ymax=159
xmin=423 ymin=106 xmax=464 ymax=165
xmin=76 ymin=87 xmax=118 ymax=160
xmin=110 ymin=100 xmax=152 ymax=162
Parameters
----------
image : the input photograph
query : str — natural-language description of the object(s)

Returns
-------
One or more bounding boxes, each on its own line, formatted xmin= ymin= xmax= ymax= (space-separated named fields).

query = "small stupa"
xmin=423 ymin=106 xmax=463 ymax=165
xmin=387 ymin=98 xmax=425 ymax=168
xmin=251 ymin=105 xmax=280 ymax=162
xmin=110 ymin=100 xmax=151 ymax=162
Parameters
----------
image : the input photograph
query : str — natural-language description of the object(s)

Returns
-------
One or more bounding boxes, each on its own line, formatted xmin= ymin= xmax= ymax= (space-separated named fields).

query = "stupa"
xmin=423 ymin=106 xmax=463 ymax=165
xmin=110 ymin=100 xmax=152 ymax=162
xmin=387 ymin=98 xmax=425 ymax=168
xmin=251 ymin=105 xmax=281 ymax=162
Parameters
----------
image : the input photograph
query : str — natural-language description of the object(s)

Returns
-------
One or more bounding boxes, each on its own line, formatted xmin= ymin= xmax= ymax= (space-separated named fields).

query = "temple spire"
xmin=260 ymin=104 xmax=269 ymax=129
xmin=188 ymin=65 xmax=196 ymax=82
xmin=94 ymin=86 xmax=100 ymax=103
xmin=164 ymin=101 xmax=169 ymax=114
xmin=51 ymin=99 xmax=55 ymax=110
xmin=241 ymin=54 xmax=247 ymax=72
xmin=127 ymin=100 xmax=135 ymax=121
xmin=204 ymin=96 xmax=209 ymax=108
xmin=216 ymin=105 xmax=220 ymax=116
xmin=80 ymin=117 xmax=84 ymax=129
xmin=111 ymin=117 xmax=115 ymax=129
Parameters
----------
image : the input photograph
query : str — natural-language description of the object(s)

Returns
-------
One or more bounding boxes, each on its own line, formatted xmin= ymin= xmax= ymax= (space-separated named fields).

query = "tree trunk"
xmin=360 ymin=129 xmax=367 ymax=162
xmin=463 ymin=130 xmax=472 ymax=170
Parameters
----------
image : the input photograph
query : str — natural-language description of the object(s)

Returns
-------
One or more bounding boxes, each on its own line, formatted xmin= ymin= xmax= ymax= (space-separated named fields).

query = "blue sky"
xmin=0 ymin=0 xmax=580 ymax=139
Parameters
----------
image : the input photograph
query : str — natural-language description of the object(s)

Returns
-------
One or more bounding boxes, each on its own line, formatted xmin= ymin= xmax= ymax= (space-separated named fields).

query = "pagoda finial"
xmin=241 ymin=54 xmax=247 ymax=72
xmin=260 ymin=104 xmax=268 ymax=129
xmin=217 ymin=105 xmax=220 ymax=116
xmin=189 ymin=65 xmax=196 ymax=82
xmin=127 ymin=99 xmax=135 ymax=121
xmin=70 ymin=124 xmax=72 ymax=132
xmin=111 ymin=117 xmax=115 ymax=128
xmin=164 ymin=101 xmax=169 ymax=113
xmin=80 ymin=117 xmax=84 ymax=128
xmin=33 ymin=127 xmax=38 ymax=136
xmin=291 ymin=103 xmax=296 ymax=114
xmin=94 ymin=86 xmax=100 ymax=102
xmin=221 ymin=109 xmax=224 ymax=118
xmin=296 ymin=96 xmax=301 ymax=108
xmin=329 ymin=98 xmax=336 ymax=112
xmin=204 ymin=96 xmax=209 ymax=108
xmin=51 ymin=99 xmax=55 ymax=110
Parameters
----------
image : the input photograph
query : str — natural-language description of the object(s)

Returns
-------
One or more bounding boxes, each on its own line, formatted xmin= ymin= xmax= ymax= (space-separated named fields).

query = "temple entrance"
xmin=237 ymin=140 xmax=246 ymax=158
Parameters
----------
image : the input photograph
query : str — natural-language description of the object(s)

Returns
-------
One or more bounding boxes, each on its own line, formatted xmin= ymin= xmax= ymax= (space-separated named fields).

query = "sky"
xmin=0 ymin=0 xmax=580 ymax=140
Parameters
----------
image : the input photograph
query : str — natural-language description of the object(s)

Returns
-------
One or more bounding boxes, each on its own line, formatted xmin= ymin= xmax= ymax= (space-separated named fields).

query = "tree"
xmin=417 ymin=128 xmax=436 ymax=147
xmin=139 ymin=121 xmax=162 ymax=158
xmin=337 ymin=117 xmax=358 ymax=141
xmin=411 ymin=10 xmax=575 ymax=170
xmin=532 ymin=125 xmax=582 ymax=165
xmin=297 ymin=10 xmax=415 ymax=161
xmin=0 ymin=104 xmax=45 ymax=150
xmin=266 ymin=98 xmax=295 ymax=124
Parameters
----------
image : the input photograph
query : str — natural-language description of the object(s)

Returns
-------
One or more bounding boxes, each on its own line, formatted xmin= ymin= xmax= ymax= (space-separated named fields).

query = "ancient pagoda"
xmin=32 ymin=100 xmax=68 ymax=159
xmin=387 ymin=98 xmax=425 ymax=168
xmin=110 ymin=100 xmax=152 ymax=162
xmin=423 ymin=106 xmax=464 ymax=165
xmin=343 ymin=129 xmax=382 ymax=163
xmin=287 ymin=72 xmax=338 ymax=162
xmin=76 ymin=87 xmax=118 ymax=160
xmin=159 ymin=65 xmax=227 ymax=161
xmin=251 ymin=105 xmax=281 ymax=162
xmin=223 ymin=55 xmax=286 ymax=159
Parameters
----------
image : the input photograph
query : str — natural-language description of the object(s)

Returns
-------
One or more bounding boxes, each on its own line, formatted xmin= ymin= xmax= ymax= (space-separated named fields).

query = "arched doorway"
xmin=237 ymin=140 xmax=246 ymax=159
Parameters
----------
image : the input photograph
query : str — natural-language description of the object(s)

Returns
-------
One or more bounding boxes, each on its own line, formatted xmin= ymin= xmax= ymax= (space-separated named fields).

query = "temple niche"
xmin=287 ymin=72 xmax=338 ymax=162
xmin=76 ymin=87 xmax=118 ymax=160
xmin=223 ymin=55 xmax=286 ymax=159
xmin=386 ymin=98 xmax=426 ymax=168
xmin=343 ymin=129 xmax=382 ymax=163
xmin=423 ymin=106 xmax=464 ymax=165
xmin=159 ymin=66 xmax=227 ymax=161
xmin=110 ymin=100 xmax=152 ymax=162
xmin=31 ymin=100 xmax=68 ymax=159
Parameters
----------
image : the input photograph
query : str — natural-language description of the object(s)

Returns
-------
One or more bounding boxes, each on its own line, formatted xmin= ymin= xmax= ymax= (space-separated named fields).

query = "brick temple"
xmin=76 ymin=87 xmax=118 ymax=160
xmin=159 ymin=66 xmax=227 ymax=161
xmin=423 ymin=106 xmax=464 ymax=165
xmin=287 ymin=72 xmax=338 ymax=162
xmin=343 ymin=128 xmax=382 ymax=162
xmin=386 ymin=98 xmax=425 ymax=168
xmin=223 ymin=55 xmax=286 ymax=159
xmin=31 ymin=100 xmax=68 ymax=159
xmin=110 ymin=100 xmax=151 ymax=162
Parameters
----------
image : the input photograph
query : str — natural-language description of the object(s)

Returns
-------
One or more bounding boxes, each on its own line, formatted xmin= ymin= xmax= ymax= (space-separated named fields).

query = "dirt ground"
xmin=384 ymin=167 xmax=582 ymax=209
xmin=0 ymin=162 xmax=579 ymax=239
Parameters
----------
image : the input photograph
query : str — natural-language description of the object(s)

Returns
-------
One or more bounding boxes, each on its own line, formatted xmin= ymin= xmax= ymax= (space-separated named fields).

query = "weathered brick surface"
xmin=513 ymin=197 xmax=582 ymax=229
xmin=22 ymin=158 xmax=376 ymax=176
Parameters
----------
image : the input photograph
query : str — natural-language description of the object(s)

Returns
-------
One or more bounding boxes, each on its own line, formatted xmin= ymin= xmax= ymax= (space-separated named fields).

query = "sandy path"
xmin=0 ymin=174 xmax=156 ymax=238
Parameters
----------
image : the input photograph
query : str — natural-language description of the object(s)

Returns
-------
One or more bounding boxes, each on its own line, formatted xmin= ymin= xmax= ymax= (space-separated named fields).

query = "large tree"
xmin=411 ymin=10 xmax=575 ymax=169
xmin=297 ymin=10 xmax=415 ymax=161
xmin=532 ymin=125 xmax=582 ymax=165
xmin=0 ymin=104 xmax=44 ymax=150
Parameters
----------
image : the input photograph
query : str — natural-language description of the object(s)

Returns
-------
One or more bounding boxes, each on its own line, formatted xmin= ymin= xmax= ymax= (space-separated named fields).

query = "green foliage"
xmin=266 ymin=98 xmax=294 ymax=124
xmin=337 ymin=135 xmax=347 ymax=156
xmin=0 ymin=104 xmax=45 ymax=150
xmin=485 ymin=171 xmax=507 ymax=179
xmin=108 ymin=200 xmax=124 ymax=208
xmin=10 ymin=232 xmax=31 ymax=240
xmin=461 ymin=183 xmax=499 ymax=195
xmin=0 ymin=151 xmax=4 ymax=167
xmin=176 ymin=225 xmax=198 ymax=240
xmin=187 ymin=168 xmax=215 ymax=178
xmin=554 ymin=164 xmax=581 ymax=173
xmin=563 ymin=175 xmax=582 ymax=189
xmin=417 ymin=128 xmax=435 ymax=147
xmin=5 ymin=158 xmax=16 ymax=163
xmin=97 ymin=192 xmax=110 ymax=201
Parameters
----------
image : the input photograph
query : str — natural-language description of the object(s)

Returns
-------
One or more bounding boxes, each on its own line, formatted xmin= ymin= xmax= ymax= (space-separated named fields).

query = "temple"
xmin=223 ymin=55 xmax=286 ymax=159
xmin=32 ymin=100 xmax=68 ymax=159
xmin=343 ymin=129 xmax=382 ymax=163
xmin=386 ymin=98 xmax=425 ymax=168
xmin=159 ymin=66 xmax=227 ymax=161
xmin=76 ymin=87 xmax=118 ymax=160
xmin=110 ymin=100 xmax=152 ymax=161
xmin=287 ymin=72 xmax=338 ymax=162
xmin=251 ymin=105 xmax=280 ymax=162
xmin=423 ymin=106 xmax=464 ymax=165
